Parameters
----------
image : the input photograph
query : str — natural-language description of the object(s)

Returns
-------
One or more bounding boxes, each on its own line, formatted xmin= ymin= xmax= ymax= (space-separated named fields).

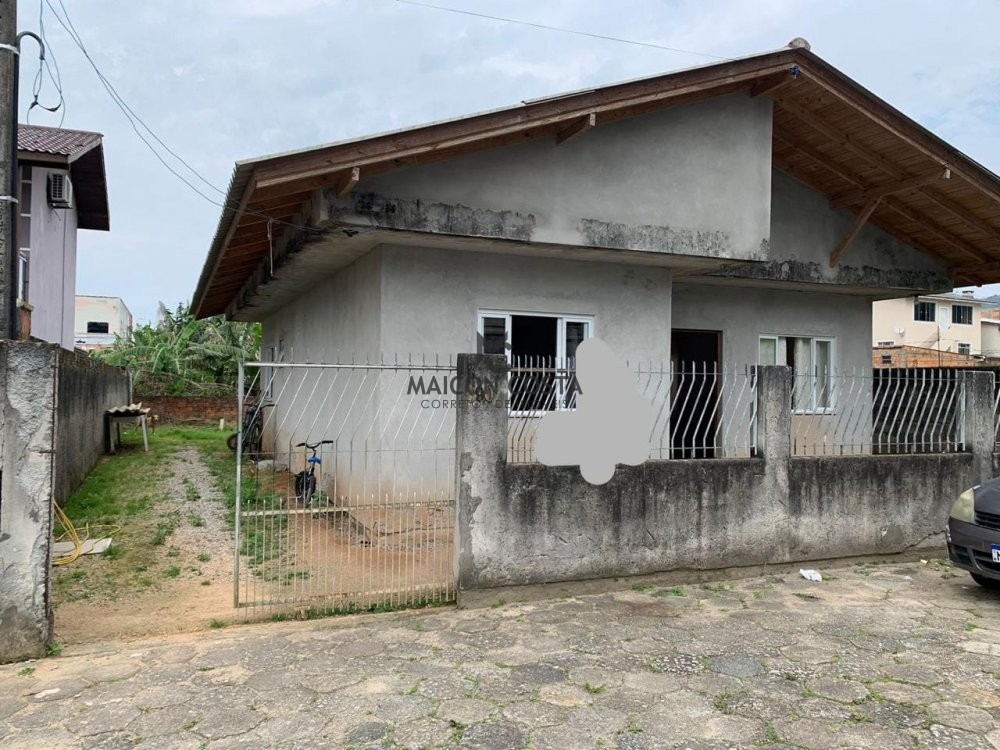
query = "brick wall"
xmin=135 ymin=394 xmax=237 ymax=426
xmin=873 ymin=345 xmax=1000 ymax=368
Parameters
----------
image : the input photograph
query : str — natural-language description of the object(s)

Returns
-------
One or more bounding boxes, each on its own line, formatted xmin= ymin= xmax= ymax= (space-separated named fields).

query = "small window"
xmin=876 ymin=340 xmax=895 ymax=347
xmin=957 ymin=343 xmax=971 ymax=355
xmin=880 ymin=354 xmax=893 ymax=365
xmin=17 ymin=249 xmax=29 ymax=302
xmin=952 ymin=305 xmax=973 ymax=325
xmin=914 ymin=301 xmax=936 ymax=322
xmin=86 ymin=321 xmax=110 ymax=334
xmin=18 ymin=166 xmax=31 ymax=251
xmin=758 ymin=335 xmax=835 ymax=412
xmin=478 ymin=311 xmax=593 ymax=412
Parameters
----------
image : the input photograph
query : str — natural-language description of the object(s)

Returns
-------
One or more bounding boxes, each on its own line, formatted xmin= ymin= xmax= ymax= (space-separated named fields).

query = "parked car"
xmin=948 ymin=477 xmax=1000 ymax=588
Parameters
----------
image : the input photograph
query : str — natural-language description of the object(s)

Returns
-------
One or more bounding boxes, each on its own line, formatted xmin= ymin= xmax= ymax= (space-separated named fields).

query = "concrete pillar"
xmin=756 ymin=365 xmax=792 ymax=463
xmin=962 ymin=370 xmax=995 ymax=485
xmin=0 ymin=342 xmax=59 ymax=662
xmin=454 ymin=354 xmax=508 ymax=593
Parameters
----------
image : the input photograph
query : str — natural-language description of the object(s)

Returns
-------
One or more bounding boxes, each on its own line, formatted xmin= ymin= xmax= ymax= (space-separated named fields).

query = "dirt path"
xmin=55 ymin=448 xmax=236 ymax=643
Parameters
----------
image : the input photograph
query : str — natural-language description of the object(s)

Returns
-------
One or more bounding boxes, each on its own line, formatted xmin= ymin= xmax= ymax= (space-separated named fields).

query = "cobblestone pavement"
xmin=3 ymin=558 xmax=1000 ymax=749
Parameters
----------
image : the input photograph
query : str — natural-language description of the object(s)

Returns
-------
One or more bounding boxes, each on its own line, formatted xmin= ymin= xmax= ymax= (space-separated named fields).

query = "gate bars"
xmin=234 ymin=358 xmax=457 ymax=615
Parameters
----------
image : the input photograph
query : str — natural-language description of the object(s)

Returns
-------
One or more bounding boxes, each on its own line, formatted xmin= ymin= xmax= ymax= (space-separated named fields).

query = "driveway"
xmin=1 ymin=557 xmax=999 ymax=749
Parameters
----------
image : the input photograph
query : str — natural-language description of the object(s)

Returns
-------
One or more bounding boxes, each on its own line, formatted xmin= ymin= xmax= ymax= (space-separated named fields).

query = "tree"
xmin=94 ymin=303 xmax=260 ymax=396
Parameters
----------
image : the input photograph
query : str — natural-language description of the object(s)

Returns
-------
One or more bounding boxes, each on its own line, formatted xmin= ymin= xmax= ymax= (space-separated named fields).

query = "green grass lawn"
xmin=54 ymin=426 xmax=234 ymax=604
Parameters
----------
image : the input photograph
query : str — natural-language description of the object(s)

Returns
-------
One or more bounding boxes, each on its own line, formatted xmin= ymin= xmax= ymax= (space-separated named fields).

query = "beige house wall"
xmin=872 ymin=295 xmax=982 ymax=355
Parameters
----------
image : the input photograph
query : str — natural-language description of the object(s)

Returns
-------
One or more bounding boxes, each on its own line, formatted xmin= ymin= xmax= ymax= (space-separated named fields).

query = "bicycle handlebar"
xmin=294 ymin=440 xmax=335 ymax=449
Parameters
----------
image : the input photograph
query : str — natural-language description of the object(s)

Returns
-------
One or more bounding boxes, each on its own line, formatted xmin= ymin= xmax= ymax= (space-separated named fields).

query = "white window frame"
xmin=952 ymin=304 xmax=973 ymax=326
xmin=957 ymin=342 xmax=971 ymax=355
xmin=477 ymin=309 xmax=594 ymax=414
xmin=914 ymin=300 xmax=936 ymax=322
xmin=758 ymin=334 xmax=836 ymax=414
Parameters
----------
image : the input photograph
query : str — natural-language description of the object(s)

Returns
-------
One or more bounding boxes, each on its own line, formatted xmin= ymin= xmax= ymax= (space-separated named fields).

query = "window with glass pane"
xmin=563 ymin=321 xmax=586 ymax=408
xmin=958 ymin=343 xmax=971 ymax=355
xmin=18 ymin=167 xmax=31 ymax=251
xmin=952 ymin=305 xmax=972 ymax=325
xmin=814 ymin=339 xmax=832 ymax=409
xmin=17 ymin=250 xmax=28 ymax=302
xmin=759 ymin=337 xmax=777 ymax=366
xmin=479 ymin=311 xmax=592 ymax=412
xmin=914 ymin=301 xmax=935 ymax=322
xmin=759 ymin=334 xmax=834 ymax=412
xmin=480 ymin=316 xmax=508 ymax=354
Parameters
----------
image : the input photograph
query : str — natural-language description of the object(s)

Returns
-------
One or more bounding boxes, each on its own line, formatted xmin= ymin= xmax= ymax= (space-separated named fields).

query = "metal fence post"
xmin=234 ymin=361 xmax=244 ymax=609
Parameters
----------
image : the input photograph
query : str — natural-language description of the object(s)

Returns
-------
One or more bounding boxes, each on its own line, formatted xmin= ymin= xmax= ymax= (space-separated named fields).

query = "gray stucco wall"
xmin=454 ymin=361 xmax=983 ymax=590
xmin=672 ymin=282 xmax=872 ymax=372
xmin=379 ymin=244 xmax=673 ymax=362
xmin=328 ymin=93 xmax=773 ymax=262
xmin=54 ymin=349 xmax=131 ymax=505
xmin=262 ymin=248 xmax=382 ymax=363
xmin=478 ymin=453 xmax=967 ymax=586
xmin=0 ymin=343 xmax=130 ymax=662
xmin=0 ymin=344 xmax=57 ymax=661
xmin=715 ymin=170 xmax=951 ymax=293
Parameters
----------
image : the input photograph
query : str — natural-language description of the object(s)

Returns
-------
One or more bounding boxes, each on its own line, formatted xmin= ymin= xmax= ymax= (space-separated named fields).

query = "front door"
xmin=670 ymin=330 xmax=721 ymax=458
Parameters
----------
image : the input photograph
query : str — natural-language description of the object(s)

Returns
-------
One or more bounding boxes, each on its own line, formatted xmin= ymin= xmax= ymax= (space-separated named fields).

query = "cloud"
xmin=17 ymin=0 xmax=1000 ymax=327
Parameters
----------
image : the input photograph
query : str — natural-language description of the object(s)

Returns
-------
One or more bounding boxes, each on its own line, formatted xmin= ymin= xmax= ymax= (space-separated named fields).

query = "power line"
xmin=40 ymin=0 xmax=318 ymax=235
xmin=393 ymin=0 xmax=731 ymax=61
xmin=26 ymin=0 xmax=65 ymax=125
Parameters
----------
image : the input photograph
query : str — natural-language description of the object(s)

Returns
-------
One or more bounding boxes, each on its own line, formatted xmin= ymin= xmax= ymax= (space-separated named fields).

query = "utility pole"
xmin=0 ymin=0 xmax=16 ymax=339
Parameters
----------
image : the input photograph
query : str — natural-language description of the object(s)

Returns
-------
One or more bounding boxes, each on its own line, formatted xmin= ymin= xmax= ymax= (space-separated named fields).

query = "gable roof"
xmin=192 ymin=42 xmax=1000 ymax=319
xmin=18 ymin=124 xmax=110 ymax=231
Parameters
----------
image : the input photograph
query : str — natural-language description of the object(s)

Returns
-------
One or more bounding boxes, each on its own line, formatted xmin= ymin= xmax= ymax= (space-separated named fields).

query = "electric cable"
xmin=42 ymin=0 xmax=321 ymax=235
xmin=393 ymin=0 xmax=732 ymax=61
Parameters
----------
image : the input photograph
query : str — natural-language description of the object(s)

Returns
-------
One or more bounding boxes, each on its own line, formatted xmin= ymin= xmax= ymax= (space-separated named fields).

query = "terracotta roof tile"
xmin=17 ymin=123 xmax=102 ymax=158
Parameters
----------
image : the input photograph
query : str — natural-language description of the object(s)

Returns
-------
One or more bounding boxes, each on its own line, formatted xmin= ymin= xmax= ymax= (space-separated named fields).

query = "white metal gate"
xmin=234 ymin=358 xmax=456 ymax=615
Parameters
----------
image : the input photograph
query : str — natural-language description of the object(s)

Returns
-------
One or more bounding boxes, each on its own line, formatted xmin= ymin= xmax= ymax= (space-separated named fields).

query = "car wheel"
xmin=970 ymin=573 xmax=1000 ymax=590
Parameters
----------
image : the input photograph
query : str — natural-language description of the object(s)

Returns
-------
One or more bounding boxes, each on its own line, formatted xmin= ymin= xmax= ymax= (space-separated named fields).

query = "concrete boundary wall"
xmin=455 ymin=356 xmax=996 ymax=590
xmin=0 ymin=343 xmax=129 ymax=662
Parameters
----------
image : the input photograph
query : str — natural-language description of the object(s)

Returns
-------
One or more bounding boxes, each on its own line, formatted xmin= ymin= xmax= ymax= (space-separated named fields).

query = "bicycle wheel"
xmin=295 ymin=471 xmax=316 ymax=506
xmin=226 ymin=433 xmax=239 ymax=452
xmin=246 ymin=421 xmax=263 ymax=458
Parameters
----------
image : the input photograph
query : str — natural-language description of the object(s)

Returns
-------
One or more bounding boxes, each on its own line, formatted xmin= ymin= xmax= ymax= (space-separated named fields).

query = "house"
xmin=73 ymin=295 xmax=132 ymax=350
xmin=871 ymin=292 xmax=1000 ymax=367
xmin=191 ymin=40 xmax=1000 ymax=465
xmin=17 ymin=124 xmax=110 ymax=350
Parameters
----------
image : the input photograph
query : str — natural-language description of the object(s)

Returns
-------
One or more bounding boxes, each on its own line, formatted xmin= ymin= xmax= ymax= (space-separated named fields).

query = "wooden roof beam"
xmin=831 ymin=168 xmax=951 ymax=208
xmin=881 ymin=197 xmax=992 ymax=263
xmin=555 ymin=113 xmax=596 ymax=145
xmin=776 ymin=135 xmax=991 ymax=268
xmin=831 ymin=198 xmax=881 ymax=267
xmin=773 ymin=131 xmax=865 ymax=188
xmin=917 ymin=187 xmax=1000 ymax=240
xmin=797 ymin=66 xmax=1000 ymax=205
xmin=335 ymin=167 xmax=360 ymax=198
xmin=775 ymin=95 xmax=904 ymax=180
xmin=749 ymin=70 xmax=798 ymax=98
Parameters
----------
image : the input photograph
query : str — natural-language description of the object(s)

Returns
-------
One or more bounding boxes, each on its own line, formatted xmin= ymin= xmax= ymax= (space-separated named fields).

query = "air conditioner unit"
xmin=47 ymin=172 xmax=73 ymax=209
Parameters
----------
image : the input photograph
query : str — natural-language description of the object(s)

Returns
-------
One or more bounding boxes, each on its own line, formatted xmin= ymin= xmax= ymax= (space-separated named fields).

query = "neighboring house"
xmin=191 ymin=41 xmax=1000 ymax=455
xmin=17 ymin=124 xmax=110 ymax=350
xmin=74 ymin=295 xmax=132 ymax=350
xmin=872 ymin=292 xmax=991 ymax=367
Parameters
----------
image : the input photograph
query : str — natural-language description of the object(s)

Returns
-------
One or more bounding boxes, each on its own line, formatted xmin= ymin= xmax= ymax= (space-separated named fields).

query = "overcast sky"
xmin=15 ymin=0 xmax=1000 ymax=325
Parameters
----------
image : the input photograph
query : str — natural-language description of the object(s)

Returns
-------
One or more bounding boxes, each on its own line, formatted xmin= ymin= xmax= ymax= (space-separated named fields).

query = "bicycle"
xmin=227 ymin=402 xmax=274 ymax=457
xmin=294 ymin=440 xmax=333 ymax=506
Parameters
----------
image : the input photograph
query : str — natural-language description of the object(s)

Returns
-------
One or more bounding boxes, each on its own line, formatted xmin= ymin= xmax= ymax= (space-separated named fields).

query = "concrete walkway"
xmin=2 ymin=557 xmax=999 ymax=749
